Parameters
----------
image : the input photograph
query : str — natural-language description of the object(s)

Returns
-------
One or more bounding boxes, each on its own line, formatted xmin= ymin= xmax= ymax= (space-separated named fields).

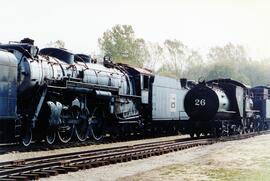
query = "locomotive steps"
xmin=0 ymin=131 xmax=269 ymax=181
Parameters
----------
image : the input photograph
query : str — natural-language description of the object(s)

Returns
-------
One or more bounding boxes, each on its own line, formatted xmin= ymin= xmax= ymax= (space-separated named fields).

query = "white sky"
xmin=0 ymin=0 xmax=269 ymax=59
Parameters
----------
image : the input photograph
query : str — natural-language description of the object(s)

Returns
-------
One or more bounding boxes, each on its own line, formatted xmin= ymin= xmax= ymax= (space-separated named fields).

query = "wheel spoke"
xmin=58 ymin=125 xmax=74 ymax=143
xmin=89 ymin=107 xmax=104 ymax=141
xmin=75 ymin=108 xmax=90 ymax=142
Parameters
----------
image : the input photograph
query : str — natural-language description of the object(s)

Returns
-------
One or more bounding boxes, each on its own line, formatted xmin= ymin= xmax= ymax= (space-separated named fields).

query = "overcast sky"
xmin=0 ymin=0 xmax=269 ymax=59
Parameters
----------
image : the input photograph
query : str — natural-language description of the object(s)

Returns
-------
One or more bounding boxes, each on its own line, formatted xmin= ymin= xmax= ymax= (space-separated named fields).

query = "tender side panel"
xmin=152 ymin=76 xmax=188 ymax=121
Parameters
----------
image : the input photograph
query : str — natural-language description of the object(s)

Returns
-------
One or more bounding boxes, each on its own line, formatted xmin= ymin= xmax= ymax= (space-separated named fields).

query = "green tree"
xmin=205 ymin=62 xmax=250 ymax=84
xmin=144 ymin=42 xmax=164 ymax=71
xmin=182 ymin=50 xmax=205 ymax=80
xmin=160 ymin=40 xmax=203 ymax=79
xmin=157 ymin=64 xmax=178 ymax=78
xmin=47 ymin=40 xmax=65 ymax=48
xmin=242 ymin=59 xmax=270 ymax=86
xmin=205 ymin=43 xmax=251 ymax=84
xmin=208 ymin=43 xmax=249 ymax=64
xmin=163 ymin=39 xmax=186 ymax=78
xmin=98 ymin=24 xmax=148 ymax=67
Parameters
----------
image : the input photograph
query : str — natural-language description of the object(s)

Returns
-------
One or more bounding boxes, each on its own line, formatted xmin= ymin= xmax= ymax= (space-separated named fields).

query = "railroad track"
xmin=0 ymin=140 xmax=98 ymax=155
xmin=0 ymin=131 xmax=269 ymax=181
xmin=0 ymin=134 xmax=187 ymax=155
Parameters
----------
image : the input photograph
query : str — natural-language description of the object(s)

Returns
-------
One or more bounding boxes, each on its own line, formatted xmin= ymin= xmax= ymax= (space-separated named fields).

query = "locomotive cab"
xmin=141 ymin=74 xmax=151 ymax=104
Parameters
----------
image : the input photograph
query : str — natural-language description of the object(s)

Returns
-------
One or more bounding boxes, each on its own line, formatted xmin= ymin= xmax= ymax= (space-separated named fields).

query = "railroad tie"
xmin=8 ymin=176 xmax=28 ymax=181
xmin=53 ymin=168 xmax=68 ymax=174
xmin=0 ymin=178 xmax=17 ymax=181
xmin=91 ymin=161 xmax=105 ymax=167
xmin=31 ymin=171 xmax=49 ymax=178
xmin=61 ymin=166 xmax=79 ymax=172
xmin=41 ymin=169 xmax=58 ymax=176
xmin=132 ymin=155 xmax=139 ymax=160
xmin=20 ymin=173 xmax=39 ymax=180
xmin=11 ymin=160 xmax=25 ymax=166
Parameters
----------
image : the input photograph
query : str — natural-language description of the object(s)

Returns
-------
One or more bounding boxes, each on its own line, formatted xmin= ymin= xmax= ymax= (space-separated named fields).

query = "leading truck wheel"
xmin=75 ymin=108 xmax=90 ymax=142
xmin=89 ymin=107 xmax=104 ymax=141
xmin=22 ymin=127 xmax=32 ymax=147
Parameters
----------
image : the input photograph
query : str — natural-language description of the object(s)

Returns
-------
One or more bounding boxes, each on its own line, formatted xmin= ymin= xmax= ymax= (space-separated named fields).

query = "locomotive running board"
xmin=66 ymin=80 xmax=119 ymax=93
xmin=48 ymin=80 xmax=119 ymax=94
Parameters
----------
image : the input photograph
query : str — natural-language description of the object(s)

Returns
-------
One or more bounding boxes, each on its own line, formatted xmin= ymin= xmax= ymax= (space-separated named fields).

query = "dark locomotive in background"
xmin=184 ymin=79 xmax=270 ymax=137
xmin=0 ymin=38 xmax=269 ymax=146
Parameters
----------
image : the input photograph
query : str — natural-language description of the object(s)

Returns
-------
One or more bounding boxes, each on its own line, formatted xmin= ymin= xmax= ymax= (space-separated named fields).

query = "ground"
xmin=1 ymin=134 xmax=270 ymax=181
xmin=41 ymin=134 xmax=270 ymax=181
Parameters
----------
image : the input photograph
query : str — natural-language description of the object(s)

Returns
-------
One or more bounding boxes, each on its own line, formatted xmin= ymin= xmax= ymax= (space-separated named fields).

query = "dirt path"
xmin=42 ymin=134 xmax=270 ymax=181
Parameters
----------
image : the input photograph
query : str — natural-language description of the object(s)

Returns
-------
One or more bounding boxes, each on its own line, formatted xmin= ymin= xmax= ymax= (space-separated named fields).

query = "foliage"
xmin=98 ymin=25 xmax=148 ymax=67
xmin=208 ymin=43 xmax=248 ymax=63
xmin=144 ymin=42 xmax=164 ymax=71
xmin=155 ymin=40 xmax=203 ymax=79
xmin=163 ymin=39 xmax=186 ymax=77
xmin=97 ymin=25 xmax=270 ymax=87
xmin=47 ymin=40 xmax=65 ymax=48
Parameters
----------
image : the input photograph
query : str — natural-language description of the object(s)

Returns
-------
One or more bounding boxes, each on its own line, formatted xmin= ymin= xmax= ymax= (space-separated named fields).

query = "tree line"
xmin=54 ymin=24 xmax=270 ymax=87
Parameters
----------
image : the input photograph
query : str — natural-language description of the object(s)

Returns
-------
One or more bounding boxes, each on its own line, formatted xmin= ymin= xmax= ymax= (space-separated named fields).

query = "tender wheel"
xmin=75 ymin=108 xmax=90 ymax=142
xmin=22 ymin=127 xmax=32 ymax=147
xmin=46 ymin=129 xmax=56 ymax=145
xmin=57 ymin=125 xmax=74 ymax=143
xmin=89 ymin=107 xmax=104 ymax=141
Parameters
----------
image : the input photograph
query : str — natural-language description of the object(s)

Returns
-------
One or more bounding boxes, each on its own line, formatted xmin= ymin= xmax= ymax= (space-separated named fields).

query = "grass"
xmin=155 ymin=163 xmax=270 ymax=181
xmin=207 ymin=167 xmax=270 ymax=181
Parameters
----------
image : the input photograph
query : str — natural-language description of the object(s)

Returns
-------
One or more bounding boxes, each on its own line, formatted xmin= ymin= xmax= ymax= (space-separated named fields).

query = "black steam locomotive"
xmin=184 ymin=79 xmax=270 ymax=137
xmin=0 ymin=38 xmax=190 ymax=146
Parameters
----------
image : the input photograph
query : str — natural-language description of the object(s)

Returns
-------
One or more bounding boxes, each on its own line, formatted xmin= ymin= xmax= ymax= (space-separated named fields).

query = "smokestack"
xmin=20 ymin=38 xmax=34 ymax=45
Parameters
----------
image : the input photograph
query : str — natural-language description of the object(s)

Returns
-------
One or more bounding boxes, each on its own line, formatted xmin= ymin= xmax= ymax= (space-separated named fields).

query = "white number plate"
xmin=195 ymin=99 xmax=206 ymax=106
